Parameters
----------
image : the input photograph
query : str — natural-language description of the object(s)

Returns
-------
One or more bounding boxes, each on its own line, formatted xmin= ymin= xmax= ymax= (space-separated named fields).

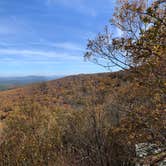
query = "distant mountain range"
xmin=0 ymin=76 xmax=62 ymax=91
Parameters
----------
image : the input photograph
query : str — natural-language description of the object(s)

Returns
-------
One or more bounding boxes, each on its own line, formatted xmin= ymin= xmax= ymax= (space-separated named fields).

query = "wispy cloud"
xmin=54 ymin=42 xmax=84 ymax=51
xmin=25 ymin=40 xmax=84 ymax=51
xmin=0 ymin=41 xmax=84 ymax=51
xmin=0 ymin=0 xmax=113 ymax=76
xmin=0 ymin=48 xmax=81 ymax=61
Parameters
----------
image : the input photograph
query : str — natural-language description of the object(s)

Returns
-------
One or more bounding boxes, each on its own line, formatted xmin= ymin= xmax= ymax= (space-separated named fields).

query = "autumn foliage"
xmin=0 ymin=0 xmax=165 ymax=165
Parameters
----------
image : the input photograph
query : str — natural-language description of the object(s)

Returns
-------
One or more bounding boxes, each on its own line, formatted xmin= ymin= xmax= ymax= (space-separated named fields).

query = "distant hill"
xmin=0 ymin=71 xmax=129 ymax=120
xmin=0 ymin=76 xmax=62 ymax=91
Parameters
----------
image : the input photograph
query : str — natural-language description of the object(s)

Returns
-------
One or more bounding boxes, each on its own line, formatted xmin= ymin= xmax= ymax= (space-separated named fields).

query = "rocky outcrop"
xmin=135 ymin=143 xmax=166 ymax=166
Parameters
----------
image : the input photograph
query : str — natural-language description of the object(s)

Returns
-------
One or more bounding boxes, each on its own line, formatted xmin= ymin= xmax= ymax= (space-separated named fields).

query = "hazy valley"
xmin=0 ymin=76 xmax=62 ymax=91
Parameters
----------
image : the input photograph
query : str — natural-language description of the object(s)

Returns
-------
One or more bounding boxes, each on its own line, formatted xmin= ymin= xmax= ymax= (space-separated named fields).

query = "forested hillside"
xmin=0 ymin=0 xmax=165 ymax=165
xmin=0 ymin=69 xmax=165 ymax=165
xmin=0 ymin=71 xmax=129 ymax=122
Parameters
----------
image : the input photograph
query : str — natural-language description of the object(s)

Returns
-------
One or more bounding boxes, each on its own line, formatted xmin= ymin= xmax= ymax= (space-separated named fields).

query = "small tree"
xmin=85 ymin=0 xmax=166 ymax=157
xmin=85 ymin=0 xmax=165 ymax=64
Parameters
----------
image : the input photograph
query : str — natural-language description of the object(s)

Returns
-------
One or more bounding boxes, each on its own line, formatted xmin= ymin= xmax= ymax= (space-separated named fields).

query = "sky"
xmin=0 ymin=0 xmax=117 ymax=76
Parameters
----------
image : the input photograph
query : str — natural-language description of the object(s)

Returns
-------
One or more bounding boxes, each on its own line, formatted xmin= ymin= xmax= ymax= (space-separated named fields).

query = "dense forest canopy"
xmin=0 ymin=0 xmax=165 ymax=165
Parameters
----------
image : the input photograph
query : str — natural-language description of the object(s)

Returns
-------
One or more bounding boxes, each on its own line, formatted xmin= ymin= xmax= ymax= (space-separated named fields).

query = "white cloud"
xmin=0 ymin=41 xmax=85 ymax=51
xmin=54 ymin=42 xmax=84 ymax=51
xmin=0 ymin=48 xmax=81 ymax=61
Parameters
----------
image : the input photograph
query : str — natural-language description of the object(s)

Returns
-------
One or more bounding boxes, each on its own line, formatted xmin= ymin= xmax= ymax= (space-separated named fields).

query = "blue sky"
xmin=0 ymin=0 xmax=117 ymax=76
